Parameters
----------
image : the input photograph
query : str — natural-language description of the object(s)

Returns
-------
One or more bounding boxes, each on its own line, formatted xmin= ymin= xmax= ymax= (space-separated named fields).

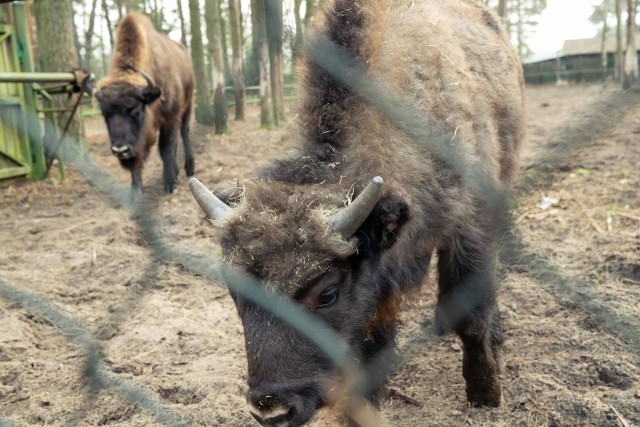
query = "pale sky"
xmin=527 ymin=0 xmax=601 ymax=60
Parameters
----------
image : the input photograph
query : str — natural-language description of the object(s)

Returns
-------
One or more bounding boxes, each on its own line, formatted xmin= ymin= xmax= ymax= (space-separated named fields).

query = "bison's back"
xmin=140 ymin=17 xmax=194 ymax=123
xmin=344 ymin=0 xmax=524 ymax=187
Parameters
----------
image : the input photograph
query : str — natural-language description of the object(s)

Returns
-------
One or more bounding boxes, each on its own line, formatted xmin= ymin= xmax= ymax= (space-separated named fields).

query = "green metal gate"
xmin=0 ymin=22 xmax=32 ymax=180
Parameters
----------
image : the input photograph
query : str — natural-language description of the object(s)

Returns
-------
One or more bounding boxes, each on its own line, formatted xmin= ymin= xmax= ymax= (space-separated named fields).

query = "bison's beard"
xmin=117 ymin=156 xmax=138 ymax=170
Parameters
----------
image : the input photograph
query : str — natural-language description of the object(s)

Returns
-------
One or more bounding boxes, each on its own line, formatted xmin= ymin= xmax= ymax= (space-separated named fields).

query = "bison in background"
xmin=96 ymin=12 xmax=194 ymax=194
xmin=190 ymin=0 xmax=525 ymax=425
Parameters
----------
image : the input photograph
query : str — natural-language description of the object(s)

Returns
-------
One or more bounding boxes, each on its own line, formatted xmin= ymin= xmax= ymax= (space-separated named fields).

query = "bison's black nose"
xmin=247 ymin=389 xmax=297 ymax=426
xmin=111 ymin=144 xmax=133 ymax=159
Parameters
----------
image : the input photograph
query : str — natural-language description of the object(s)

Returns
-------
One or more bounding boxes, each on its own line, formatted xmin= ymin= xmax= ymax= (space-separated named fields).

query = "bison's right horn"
xmin=189 ymin=177 xmax=234 ymax=223
xmin=139 ymin=70 xmax=156 ymax=88
xmin=329 ymin=176 xmax=383 ymax=239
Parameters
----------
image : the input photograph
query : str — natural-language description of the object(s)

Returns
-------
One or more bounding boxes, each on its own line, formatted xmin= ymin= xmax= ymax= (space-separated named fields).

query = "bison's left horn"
xmin=330 ymin=176 xmax=383 ymax=239
xmin=189 ymin=177 xmax=234 ymax=223
xmin=140 ymin=70 xmax=156 ymax=88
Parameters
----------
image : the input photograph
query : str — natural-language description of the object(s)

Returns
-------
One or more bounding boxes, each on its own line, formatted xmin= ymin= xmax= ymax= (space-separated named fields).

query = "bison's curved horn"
xmin=139 ymin=70 xmax=156 ymax=88
xmin=189 ymin=177 xmax=234 ymax=223
xmin=329 ymin=176 xmax=383 ymax=239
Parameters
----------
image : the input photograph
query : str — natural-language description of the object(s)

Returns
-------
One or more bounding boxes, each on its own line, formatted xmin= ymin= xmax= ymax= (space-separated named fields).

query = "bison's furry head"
xmin=95 ymin=77 xmax=161 ymax=163
xmin=96 ymin=11 xmax=162 ymax=165
xmin=191 ymin=177 xmax=410 ymax=426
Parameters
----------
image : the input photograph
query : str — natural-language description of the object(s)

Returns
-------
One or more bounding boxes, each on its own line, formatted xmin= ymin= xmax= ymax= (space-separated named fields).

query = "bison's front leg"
xmin=180 ymin=106 xmax=195 ymax=177
xmin=457 ymin=307 xmax=502 ymax=407
xmin=159 ymin=126 xmax=179 ymax=193
xmin=435 ymin=235 xmax=503 ymax=407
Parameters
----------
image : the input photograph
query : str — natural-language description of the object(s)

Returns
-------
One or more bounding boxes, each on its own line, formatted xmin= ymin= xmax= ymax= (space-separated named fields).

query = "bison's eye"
xmin=318 ymin=286 xmax=338 ymax=308
xmin=125 ymin=106 xmax=141 ymax=118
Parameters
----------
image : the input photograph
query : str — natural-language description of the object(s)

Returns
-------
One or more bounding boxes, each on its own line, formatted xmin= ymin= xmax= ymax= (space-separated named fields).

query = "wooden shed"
xmin=523 ymin=35 xmax=640 ymax=85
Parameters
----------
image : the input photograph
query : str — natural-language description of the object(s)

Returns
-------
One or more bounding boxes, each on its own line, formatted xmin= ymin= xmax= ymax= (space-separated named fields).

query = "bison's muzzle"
xmin=247 ymin=394 xmax=297 ymax=427
xmin=111 ymin=144 xmax=134 ymax=160
xmin=247 ymin=385 xmax=322 ymax=427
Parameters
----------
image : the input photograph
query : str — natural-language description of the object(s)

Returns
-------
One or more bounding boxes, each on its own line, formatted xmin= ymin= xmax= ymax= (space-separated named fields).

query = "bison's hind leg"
xmin=159 ymin=126 xmax=179 ymax=194
xmin=435 ymin=230 xmax=503 ymax=407
xmin=180 ymin=107 xmax=195 ymax=177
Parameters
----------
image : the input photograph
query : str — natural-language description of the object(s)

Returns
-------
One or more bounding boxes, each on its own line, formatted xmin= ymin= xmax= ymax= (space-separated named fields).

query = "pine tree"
xmin=265 ymin=0 xmax=285 ymax=123
xmin=189 ymin=0 xmax=214 ymax=125
xmin=623 ymin=0 xmax=637 ymax=88
xmin=228 ymin=0 xmax=246 ymax=120
xmin=205 ymin=0 xmax=229 ymax=133
xmin=251 ymin=0 xmax=274 ymax=128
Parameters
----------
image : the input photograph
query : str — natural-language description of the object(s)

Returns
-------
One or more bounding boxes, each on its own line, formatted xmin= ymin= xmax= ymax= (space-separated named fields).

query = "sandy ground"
xmin=1 ymin=82 xmax=639 ymax=427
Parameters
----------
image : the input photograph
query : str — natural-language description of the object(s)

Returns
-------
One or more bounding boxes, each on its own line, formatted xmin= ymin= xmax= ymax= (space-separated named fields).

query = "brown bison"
xmin=96 ymin=12 xmax=194 ymax=193
xmin=191 ymin=0 xmax=525 ymax=425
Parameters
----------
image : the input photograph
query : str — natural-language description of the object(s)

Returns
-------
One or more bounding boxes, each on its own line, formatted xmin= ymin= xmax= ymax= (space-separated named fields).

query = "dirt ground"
xmin=1 ymin=82 xmax=639 ymax=427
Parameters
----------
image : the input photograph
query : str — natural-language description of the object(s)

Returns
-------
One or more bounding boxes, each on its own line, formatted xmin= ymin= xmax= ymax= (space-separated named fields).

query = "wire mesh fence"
xmin=1 ymin=5 xmax=640 ymax=427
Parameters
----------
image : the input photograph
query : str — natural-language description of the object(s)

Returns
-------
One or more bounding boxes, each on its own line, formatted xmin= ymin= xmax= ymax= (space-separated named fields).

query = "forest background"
xmin=28 ymin=0 xmax=639 ymax=134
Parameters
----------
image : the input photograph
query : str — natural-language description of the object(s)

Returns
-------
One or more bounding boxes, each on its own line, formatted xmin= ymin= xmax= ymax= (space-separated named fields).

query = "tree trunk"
xmin=83 ymin=0 xmax=99 ymax=69
xmin=228 ymin=0 xmax=246 ymax=120
xmin=102 ymin=0 xmax=115 ymax=50
xmin=177 ymin=0 xmax=188 ymax=48
xmin=205 ymin=0 xmax=229 ymax=134
xmin=293 ymin=0 xmax=303 ymax=62
xmin=601 ymin=1 xmax=609 ymax=81
xmin=616 ymin=0 xmax=624 ymax=79
xmin=303 ymin=0 xmax=316 ymax=26
xmin=189 ymin=0 xmax=214 ymax=125
xmin=148 ymin=0 xmax=166 ymax=32
xmin=219 ymin=0 xmax=232 ymax=83
xmin=99 ymin=0 xmax=111 ymax=76
xmin=247 ymin=0 xmax=260 ymax=85
xmin=73 ymin=5 xmax=82 ymax=66
xmin=623 ymin=0 xmax=638 ymax=88
xmin=265 ymin=0 xmax=285 ymax=124
xmin=497 ymin=0 xmax=507 ymax=18
xmin=516 ymin=0 xmax=524 ymax=59
xmin=116 ymin=0 xmax=124 ymax=19
xmin=32 ymin=0 xmax=85 ymax=152
xmin=251 ymin=0 xmax=274 ymax=128
xmin=125 ymin=0 xmax=145 ymax=12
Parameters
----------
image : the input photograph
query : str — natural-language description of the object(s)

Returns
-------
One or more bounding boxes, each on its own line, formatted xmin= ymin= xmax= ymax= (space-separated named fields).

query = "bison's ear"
xmin=141 ymin=86 xmax=162 ymax=104
xmin=212 ymin=180 xmax=244 ymax=206
xmin=353 ymin=191 xmax=410 ymax=257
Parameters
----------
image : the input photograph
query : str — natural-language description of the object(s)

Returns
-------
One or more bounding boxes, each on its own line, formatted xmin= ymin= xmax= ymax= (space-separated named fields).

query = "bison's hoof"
xmin=164 ymin=183 xmax=178 ymax=194
xmin=467 ymin=386 xmax=502 ymax=408
xmin=185 ymin=159 xmax=195 ymax=177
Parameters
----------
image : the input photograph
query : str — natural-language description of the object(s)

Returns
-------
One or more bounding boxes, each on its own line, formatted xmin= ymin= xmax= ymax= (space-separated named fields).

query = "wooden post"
xmin=13 ymin=1 xmax=46 ymax=180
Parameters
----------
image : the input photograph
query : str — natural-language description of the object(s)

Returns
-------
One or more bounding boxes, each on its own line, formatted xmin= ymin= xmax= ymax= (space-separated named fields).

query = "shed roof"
xmin=562 ymin=34 xmax=640 ymax=56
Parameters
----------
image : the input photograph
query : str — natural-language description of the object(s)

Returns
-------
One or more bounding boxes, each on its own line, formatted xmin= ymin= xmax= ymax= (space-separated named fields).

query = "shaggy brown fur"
xmin=201 ymin=1 xmax=525 ymax=425
xmin=96 ymin=13 xmax=195 ymax=193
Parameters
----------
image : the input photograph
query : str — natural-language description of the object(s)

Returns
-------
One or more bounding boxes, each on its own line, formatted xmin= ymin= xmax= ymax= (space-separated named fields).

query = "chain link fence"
xmin=1 ymin=7 xmax=640 ymax=427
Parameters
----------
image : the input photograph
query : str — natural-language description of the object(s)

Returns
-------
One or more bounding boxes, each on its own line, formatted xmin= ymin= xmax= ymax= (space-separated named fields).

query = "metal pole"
xmin=0 ymin=72 xmax=77 ymax=83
